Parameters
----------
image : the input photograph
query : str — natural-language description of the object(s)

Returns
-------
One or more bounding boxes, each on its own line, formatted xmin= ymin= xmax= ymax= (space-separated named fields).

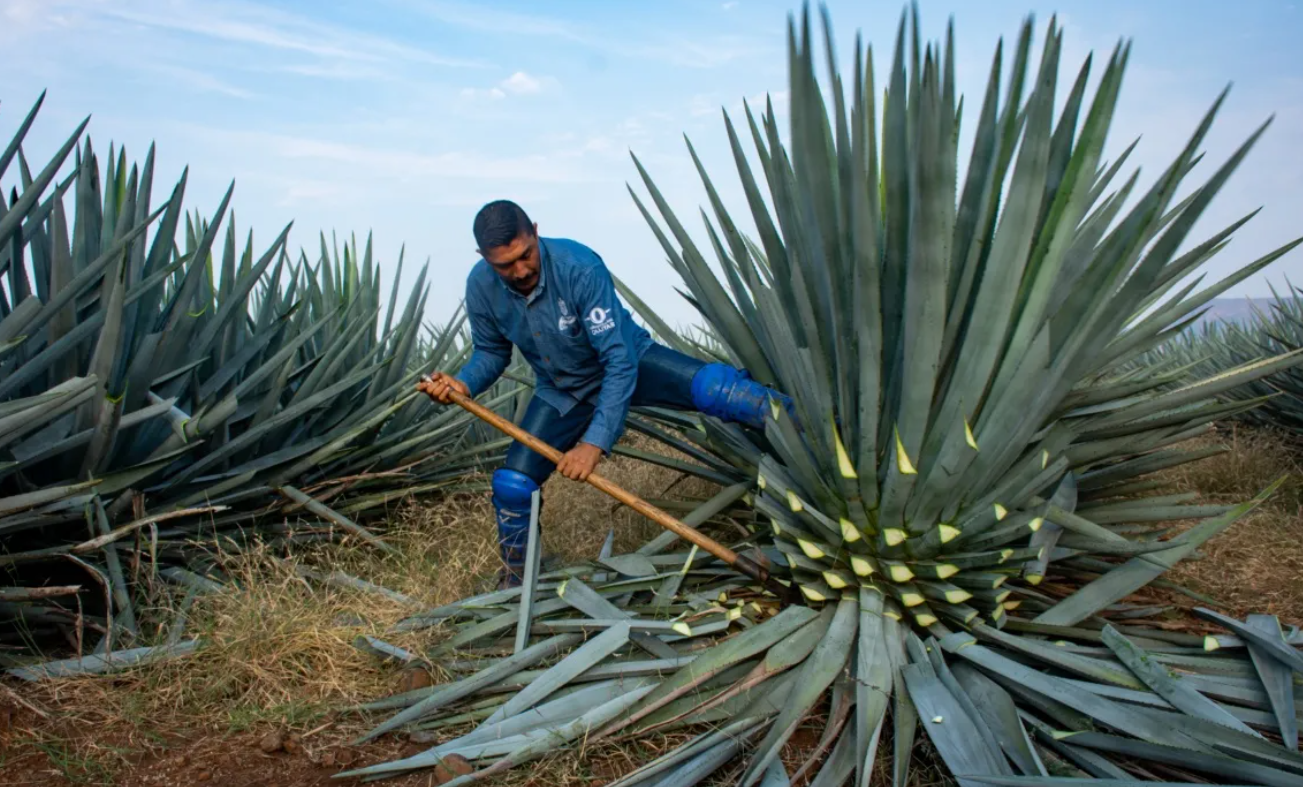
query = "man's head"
xmin=474 ymin=200 xmax=540 ymax=294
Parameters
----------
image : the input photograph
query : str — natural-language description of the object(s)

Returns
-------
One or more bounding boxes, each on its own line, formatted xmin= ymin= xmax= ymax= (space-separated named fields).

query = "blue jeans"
xmin=503 ymin=343 xmax=705 ymax=485
xmin=489 ymin=342 xmax=792 ymax=584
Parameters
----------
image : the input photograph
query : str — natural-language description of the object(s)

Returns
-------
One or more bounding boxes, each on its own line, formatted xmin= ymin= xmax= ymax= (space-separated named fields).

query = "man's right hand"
xmin=419 ymin=372 xmax=470 ymax=404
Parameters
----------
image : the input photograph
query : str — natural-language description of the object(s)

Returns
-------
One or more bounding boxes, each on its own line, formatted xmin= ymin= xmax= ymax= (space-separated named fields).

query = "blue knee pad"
xmin=690 ymin=363 xmax=796 ymax=430
xmin=491 ymin=468 xmax=538 ymax=570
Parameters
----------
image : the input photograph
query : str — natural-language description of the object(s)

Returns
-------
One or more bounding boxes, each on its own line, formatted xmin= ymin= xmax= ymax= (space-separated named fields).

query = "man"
xmin=422 ymin=200 xmax=794 ymax=588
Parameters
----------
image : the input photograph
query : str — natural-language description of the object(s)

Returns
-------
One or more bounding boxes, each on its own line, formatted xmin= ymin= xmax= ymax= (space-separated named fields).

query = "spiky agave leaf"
xmin=0 ymin=94 xmax=521 ymax=662
xmin=341 ymin=2 xmax=1303 ymax=784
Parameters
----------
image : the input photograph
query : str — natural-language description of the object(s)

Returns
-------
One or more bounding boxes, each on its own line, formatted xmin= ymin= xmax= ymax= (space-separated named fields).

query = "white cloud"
xmin=462 ymin=71 xmax=553 ymax=100
xmin=723 ymin=1 xmax=739 ymax=9
xmin=502 ymin=71 xmax=544 ymax=94
xmin=0 ymin=0 xmax=76 ymax=43
xmin=461 ymin=86 xmax=507 ymax=100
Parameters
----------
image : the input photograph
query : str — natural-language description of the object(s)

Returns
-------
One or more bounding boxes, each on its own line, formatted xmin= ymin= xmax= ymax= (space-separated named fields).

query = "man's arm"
xmin=453 ymin=289 xmax=512 ymax=397
xmin=573 ymin=264 xmax=640 ymax=455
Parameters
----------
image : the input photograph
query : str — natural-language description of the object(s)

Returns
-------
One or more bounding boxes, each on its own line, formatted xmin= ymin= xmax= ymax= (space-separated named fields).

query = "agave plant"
xmin=0 ymin=93 xmax=518 ymax=665
xmin=1141 ymin=283 xmax=1303 ymax=436
xmin=339 ymin=3 xmax=1303 ymax=784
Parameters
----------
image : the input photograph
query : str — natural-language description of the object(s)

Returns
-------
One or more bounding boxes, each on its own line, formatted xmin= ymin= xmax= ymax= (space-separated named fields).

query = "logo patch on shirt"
xmin=586 ymin=306 xmax=615 ymax=336
xmin=557 ymin=298 xmax=577 ymax=331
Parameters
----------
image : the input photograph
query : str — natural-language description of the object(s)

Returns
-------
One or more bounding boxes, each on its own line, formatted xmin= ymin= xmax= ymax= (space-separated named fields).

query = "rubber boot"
xmin=491 ymin=469 xmax=538 ymax=590
xmin=690 ymin=363 xmax=800 ymax=432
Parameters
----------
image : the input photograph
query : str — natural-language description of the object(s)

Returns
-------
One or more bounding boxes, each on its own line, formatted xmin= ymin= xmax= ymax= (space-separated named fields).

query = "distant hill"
xmin=1189 ymin=297 xmax=1278 ymax=328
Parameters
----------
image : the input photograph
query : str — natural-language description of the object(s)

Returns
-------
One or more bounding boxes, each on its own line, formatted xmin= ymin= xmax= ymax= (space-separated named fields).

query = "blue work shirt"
xmin=454 ymin=237 xmax=655 ymax=453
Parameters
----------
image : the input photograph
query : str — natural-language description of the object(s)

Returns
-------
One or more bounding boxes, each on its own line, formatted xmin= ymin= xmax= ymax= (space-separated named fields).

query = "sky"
xmin=3 ymin=0 xmax=1301 ymax=335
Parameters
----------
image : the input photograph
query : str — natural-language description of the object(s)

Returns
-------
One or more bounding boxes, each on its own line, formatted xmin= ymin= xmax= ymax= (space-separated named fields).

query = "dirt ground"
xmin=2 ymin=425 xmax=1300 ymax=786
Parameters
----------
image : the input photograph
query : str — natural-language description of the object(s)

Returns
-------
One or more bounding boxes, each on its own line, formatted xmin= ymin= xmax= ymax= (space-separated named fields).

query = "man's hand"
xmin=556 ymin=442 xmax=604 ymax=482
xmin=418 ymin=372 xmax=469 ymax=404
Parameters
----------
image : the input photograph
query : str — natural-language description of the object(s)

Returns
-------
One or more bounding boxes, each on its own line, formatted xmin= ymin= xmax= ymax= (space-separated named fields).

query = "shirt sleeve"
xmin=573 ymin=263 xmax=640 ymax=454
xmin=454 ymin=285 xmax=512 ymax=397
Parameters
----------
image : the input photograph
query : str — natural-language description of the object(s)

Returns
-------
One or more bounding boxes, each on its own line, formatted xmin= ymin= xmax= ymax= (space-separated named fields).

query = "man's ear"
xmin=532 ymin=222 xmax=539 ymax=237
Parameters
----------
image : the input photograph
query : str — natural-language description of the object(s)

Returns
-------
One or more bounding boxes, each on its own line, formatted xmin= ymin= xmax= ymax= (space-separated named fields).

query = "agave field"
xmin=7 ymin=1 xmax=1303 ymax=786
xmin=1143 ymin=284 xmax=1303 ymax=439
xmin=0 ymin=91 xmax=526 ymax=671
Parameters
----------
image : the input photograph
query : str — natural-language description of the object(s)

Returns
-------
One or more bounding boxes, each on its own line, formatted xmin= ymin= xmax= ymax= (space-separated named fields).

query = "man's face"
xmin=481 ymin=225 xmax=541 ymax=294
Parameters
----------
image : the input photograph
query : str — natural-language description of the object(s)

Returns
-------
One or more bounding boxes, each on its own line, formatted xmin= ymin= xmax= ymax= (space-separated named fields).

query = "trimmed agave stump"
xmin=344 ymin=3 xmax=1303 ymax=785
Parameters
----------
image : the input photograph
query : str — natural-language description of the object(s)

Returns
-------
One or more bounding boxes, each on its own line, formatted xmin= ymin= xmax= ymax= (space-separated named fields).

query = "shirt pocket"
xmin=555 ymin=317 xmax=596 ymax=368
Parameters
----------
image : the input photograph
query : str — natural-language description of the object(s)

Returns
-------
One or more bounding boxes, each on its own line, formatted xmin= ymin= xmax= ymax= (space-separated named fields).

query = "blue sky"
xmin=3 ymin=0 xmax=1300 ymax=333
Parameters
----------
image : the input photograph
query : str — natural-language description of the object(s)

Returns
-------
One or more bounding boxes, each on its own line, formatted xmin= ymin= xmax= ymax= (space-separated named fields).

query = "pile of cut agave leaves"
xmin=337 ymin=5 xmax=1303 ymax=786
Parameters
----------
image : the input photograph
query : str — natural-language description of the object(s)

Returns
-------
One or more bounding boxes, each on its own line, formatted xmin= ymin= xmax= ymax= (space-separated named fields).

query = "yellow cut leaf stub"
xmin=887 ymin=563 xmax=914 ymax=583
xmin=840 ymin=518 xmax=861 ymax=542
xmin=964 ymin=417 xmax=978 ymax=450
xmin=800 ymin=585 xmax=827 ymax=602
xmin=884 ymin=528 xmax=907 ymax=546
xmin=833 ymin=424 xmax=858 ymax=479
xmin=798 ymin=539 xmax=825 ymax=560
xmin=894 ymin=427 xmax=917 ymax=475
xmin=851 ymin=556 xmax=875 ymax=576
xmin=939 ymin=524 xmax=960 ymax=543
xmin=994 ymin=503 xmax=1008 ymax=521
xmin=823 ymin=572 xmax=847 ymax=589
xmin=786 ymin=491 xmax=803 ymax=512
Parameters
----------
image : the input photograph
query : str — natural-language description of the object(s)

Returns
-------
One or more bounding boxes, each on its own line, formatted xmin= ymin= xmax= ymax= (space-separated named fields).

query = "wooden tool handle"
xmin=422 ymin=379 xmax=789 ymax=598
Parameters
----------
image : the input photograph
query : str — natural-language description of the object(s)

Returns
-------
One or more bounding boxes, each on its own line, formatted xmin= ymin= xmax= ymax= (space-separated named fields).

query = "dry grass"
xmin=6 ymin=424 xmax=1301 ymax=785
xmin=0 ymin=433 xmax=730 ymax=786
xmin=1157 ymin=424 xmax=1303 ymax=625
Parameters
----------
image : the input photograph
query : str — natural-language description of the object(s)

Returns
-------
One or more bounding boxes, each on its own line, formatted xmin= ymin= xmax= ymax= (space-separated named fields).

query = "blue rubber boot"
xmin=690 ymin=363 xmax=799 ymax=431
xmin=491 ymin=468 xmax=539 ymax=589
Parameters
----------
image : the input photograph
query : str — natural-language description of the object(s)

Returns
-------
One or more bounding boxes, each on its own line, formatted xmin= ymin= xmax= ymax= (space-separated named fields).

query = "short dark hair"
xmin=473 ymin=200 xmax=534 ymax=251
